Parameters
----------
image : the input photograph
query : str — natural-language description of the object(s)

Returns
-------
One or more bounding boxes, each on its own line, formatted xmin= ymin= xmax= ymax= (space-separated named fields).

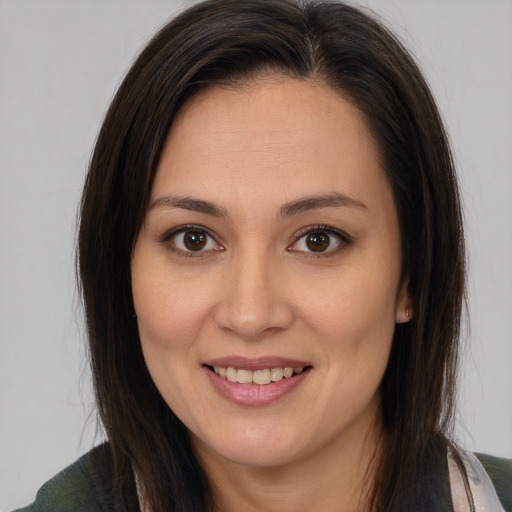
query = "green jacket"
xmin=14 ymin=444 xmax=512 ymax=511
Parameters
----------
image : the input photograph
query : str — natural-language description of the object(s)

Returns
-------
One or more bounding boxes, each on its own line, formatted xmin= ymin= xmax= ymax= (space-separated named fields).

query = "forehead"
xmin=152 ymin=77 xmax=389 ymax=214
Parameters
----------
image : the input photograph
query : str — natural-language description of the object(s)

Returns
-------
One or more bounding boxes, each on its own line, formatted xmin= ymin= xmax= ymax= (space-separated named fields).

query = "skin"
xmin=131 ymin=76 xmax=411 ymax=512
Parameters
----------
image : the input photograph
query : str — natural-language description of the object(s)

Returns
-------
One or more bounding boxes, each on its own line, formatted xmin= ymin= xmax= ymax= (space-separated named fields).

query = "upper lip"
xmin=203 ymin=356 xmax=312 ymax=371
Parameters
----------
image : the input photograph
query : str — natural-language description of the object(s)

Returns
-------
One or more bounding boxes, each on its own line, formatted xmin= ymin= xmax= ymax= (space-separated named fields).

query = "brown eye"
xmin=290 ymin=227 xmax=347 ymax=255
xmin=183 ymin=231 xmax=207 ymax=251
xmin=306 ymin=232 xmax=330 ymax=252
xmin=169 ymin=228 xmax=221 ymax=254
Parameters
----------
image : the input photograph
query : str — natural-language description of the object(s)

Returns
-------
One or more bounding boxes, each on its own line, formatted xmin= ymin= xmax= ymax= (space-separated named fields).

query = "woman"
xmin=15 ymin=0 xmax=511 ymax=511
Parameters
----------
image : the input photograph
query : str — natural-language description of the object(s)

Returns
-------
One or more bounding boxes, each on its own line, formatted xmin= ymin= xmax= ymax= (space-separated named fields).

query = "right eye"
xmin=165 ymin=227 xmax=224 ymax=255
xmin=288 ymin=225 xmax=350 ymax=256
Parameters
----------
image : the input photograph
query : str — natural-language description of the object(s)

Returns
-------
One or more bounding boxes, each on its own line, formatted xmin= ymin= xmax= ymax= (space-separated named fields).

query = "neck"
xmin=194 ymin=417 xmax=384 ymax=512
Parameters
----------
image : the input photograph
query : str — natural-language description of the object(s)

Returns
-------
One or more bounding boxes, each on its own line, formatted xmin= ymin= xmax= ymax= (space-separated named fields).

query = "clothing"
xmin=13 ymin=443 xmax=512 ymax=512
xmin=13 ymin=445 xmax=115 ymax=512
xmin=449 ymin=449 xmax=509 ymax=511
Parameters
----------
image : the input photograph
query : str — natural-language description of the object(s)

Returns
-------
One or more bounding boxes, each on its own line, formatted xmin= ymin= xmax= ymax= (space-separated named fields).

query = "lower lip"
xmin=204 ymin=367 xmax=311 ymax=406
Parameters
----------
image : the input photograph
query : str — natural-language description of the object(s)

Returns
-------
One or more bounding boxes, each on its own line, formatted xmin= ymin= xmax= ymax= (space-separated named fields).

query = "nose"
xmin=214 ymin=249 xmax=294 ymax=340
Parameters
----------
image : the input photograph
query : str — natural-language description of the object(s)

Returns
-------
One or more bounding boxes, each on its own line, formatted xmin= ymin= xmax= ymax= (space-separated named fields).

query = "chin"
xmin=191 ymin=424 xmax=309 ymax=469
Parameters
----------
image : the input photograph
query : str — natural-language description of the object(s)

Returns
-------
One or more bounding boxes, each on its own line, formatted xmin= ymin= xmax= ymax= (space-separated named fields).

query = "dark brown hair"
xmin=78 ymin=1 xmax=465 ymax=510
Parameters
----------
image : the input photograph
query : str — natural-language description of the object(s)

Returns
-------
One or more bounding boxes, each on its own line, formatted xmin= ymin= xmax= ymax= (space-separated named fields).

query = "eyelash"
xmin=161 ymin=224 xmax=224 ymax=258
xmin=289 ymin=224 xmax=351 ymax=257
xmin=160 ymin=224 xmax=351 ymax=257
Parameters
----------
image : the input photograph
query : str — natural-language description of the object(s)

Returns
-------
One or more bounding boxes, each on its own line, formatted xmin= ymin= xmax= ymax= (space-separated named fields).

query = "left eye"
xmin=171 ymin=229 xmax=220 ymax=253
xmin=290 ymin=229 xmax=346 ymax=254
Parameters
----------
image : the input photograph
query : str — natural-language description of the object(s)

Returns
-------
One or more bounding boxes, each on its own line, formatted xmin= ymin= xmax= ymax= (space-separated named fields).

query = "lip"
xmin=203 ymin=356 xmax=311 ymax=371
xmin=203 ymin=360 xmax=312 ymax=406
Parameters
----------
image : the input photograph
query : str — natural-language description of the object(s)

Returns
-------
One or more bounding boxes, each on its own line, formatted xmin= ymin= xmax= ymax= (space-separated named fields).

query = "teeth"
xmin=253 ymin=369 xmax=271 ymax=385
xmin=237 ymin=369 xmax=253 ymax=384
xmin=271 ymin=367 xmax=284 ymax=381
xmin=226 ymin=367 xmax=237 ymax=382
xmin=210 ymin=365 xmax=307 ymax=385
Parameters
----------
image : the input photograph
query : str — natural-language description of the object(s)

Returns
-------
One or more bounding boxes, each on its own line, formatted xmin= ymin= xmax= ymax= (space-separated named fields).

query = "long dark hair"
xmin=78 ymin=1 xmax=465 ymax=510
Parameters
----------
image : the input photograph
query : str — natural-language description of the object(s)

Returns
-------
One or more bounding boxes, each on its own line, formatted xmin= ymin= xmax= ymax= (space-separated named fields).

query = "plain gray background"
xmin=1 ymin=1 xmax=511 ymax=509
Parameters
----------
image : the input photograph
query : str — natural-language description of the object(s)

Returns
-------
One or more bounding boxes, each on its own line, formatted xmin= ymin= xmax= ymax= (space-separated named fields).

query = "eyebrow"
xmin=279 ymin=192 xmax=368 ymax=218
xmin=149 ymin=195 xmax=228 ymax=217
xmin=148 ymin=192 xmax=367 ymax=218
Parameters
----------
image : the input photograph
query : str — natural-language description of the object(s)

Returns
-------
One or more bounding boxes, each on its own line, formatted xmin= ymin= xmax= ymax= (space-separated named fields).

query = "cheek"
xmin=300 ymin=267 xmax=398 ymax=342
xmin=132 ymin=268 xmax=213 ymax=429
xmin=295 ymin=260 xmax=399 ymax=389
xmin=132 ymin=262 xmax=215 ymax=352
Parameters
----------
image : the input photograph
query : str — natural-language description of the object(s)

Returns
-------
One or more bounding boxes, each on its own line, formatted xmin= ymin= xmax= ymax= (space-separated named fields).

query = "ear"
xmin=395 ymin=278 xmax=413 ymax=324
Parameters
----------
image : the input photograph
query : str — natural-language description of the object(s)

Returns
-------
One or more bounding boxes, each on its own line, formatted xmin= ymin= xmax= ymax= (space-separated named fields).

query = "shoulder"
xmin=12 ymin=444 xmax=115 ymax=512
xmin=476 ymin=452 xmax=512 ymax=511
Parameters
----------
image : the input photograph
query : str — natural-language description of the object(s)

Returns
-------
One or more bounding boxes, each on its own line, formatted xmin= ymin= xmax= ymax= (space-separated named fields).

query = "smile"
xmin=208 ymin=365 xmax=308 ymax=385
xmin=203 ymin=360 xmax=312 ymax=406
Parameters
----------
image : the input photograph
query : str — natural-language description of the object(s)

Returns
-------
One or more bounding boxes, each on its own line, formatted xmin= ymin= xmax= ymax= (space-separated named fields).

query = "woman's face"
xmin=131 ymin=77 xmax=410 ymax=469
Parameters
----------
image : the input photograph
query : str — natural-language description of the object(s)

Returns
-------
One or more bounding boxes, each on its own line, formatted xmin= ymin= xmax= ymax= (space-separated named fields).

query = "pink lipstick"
xmin=202 ymin=357 xmax=312 ymax=406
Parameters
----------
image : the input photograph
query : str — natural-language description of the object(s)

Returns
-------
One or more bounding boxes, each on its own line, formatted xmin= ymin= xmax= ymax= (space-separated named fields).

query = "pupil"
xmin=306 ymin=232 xmax=329 ymax=252
xmin=184 ymin=231 xmax=206 ymax=251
